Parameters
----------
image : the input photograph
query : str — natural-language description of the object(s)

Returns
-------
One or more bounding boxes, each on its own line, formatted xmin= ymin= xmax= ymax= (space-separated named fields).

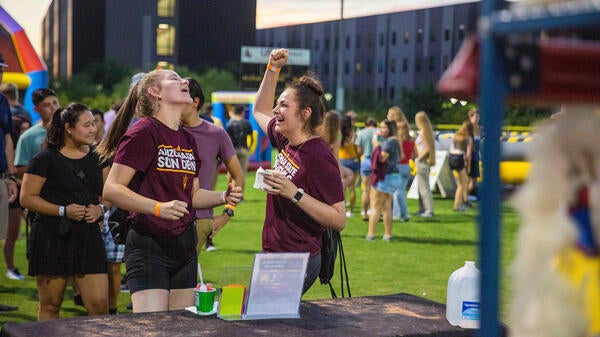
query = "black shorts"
xmin=448 ymin=153 xmax=465 ymax=171
xmin=469 ymin=158 xmax=480 ymax=178
xmin=124 ymin=224 xmax=198 ymax=294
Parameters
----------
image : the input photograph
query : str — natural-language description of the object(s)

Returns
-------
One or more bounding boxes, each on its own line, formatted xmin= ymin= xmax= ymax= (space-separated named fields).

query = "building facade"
xmin=42 ymin=0 xmax=256 ymax=78
xmin=256 ymin=3 xmax=479 ymax=108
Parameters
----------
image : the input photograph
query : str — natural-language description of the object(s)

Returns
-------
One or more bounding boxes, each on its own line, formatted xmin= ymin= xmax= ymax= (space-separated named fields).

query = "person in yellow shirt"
xmin=339 ymin=114 xmax=359 ymax=217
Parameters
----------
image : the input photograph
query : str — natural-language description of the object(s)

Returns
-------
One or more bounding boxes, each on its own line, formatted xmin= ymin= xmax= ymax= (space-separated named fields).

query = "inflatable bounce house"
xmin=0 ymin=6 xmax=48 ymax=123
xmin=211 ymin=91 xmax=272 ymax=170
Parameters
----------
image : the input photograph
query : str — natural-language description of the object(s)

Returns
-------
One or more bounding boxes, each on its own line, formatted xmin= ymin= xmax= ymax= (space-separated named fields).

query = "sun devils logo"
xmin=183 ymin=174 xmax=189 ymax=190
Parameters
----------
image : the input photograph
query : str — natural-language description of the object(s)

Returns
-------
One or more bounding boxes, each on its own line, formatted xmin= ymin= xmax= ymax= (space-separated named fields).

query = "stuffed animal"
xmin=510 ymin=105 xmax=600 ymax=337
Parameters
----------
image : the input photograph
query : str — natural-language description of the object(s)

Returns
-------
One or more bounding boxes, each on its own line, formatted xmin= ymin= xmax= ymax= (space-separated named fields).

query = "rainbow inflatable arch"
xmin=0 ymin=6 xmax=48 ymax=123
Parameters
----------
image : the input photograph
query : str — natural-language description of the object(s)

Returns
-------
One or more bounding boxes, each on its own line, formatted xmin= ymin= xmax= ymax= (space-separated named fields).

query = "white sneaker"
xmin=345 ymin=211 xmax=353 ymax=218
xmin=6 ymin=268 xmax=25 ymax=280
xmin=206 ymin=245 xmax=217 ymax=252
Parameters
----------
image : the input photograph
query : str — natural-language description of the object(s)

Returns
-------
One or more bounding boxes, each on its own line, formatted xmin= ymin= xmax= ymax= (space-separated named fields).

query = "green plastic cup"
xmin=195 ymin=288 xmax=216 ymax=313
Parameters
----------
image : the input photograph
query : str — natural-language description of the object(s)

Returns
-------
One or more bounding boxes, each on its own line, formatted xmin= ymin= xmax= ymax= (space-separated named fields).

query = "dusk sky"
xmin=1 ymin=0 xmax=479 ymax=54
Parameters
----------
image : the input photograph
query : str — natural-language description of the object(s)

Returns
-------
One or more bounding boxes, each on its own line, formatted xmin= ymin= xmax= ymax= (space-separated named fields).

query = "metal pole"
xmin=478 ymin=0 xmax=506 ymax=336
xmin=335 ymin=0 xmax=345 ymax=112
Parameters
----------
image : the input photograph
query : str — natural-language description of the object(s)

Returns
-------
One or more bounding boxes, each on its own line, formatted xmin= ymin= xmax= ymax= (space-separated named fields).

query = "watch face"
xmin=224 ymin=208 xmax=234 ymax=217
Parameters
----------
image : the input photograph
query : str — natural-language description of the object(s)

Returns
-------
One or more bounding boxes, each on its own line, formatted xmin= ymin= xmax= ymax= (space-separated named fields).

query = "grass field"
xmin=0 ymin=172 xmax=521 ymax=327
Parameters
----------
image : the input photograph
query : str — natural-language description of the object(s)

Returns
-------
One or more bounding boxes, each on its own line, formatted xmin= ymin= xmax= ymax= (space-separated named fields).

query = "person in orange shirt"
xmin=339 ymin=114 xmax=359 ymax=217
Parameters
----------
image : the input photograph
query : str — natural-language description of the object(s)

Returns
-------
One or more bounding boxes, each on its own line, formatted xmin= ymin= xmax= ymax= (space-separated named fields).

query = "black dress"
xmin=26 ymin=148 xmax=108 ymax=276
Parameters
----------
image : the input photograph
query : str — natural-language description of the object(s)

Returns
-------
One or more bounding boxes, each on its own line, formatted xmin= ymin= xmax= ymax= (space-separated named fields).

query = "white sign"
xmin=243 ymin=252 xmax=309 ymax=320
xmin=407 ymin=151 xmax=457 ymax=199
xmin=241 ymin=46 xmax=311 ymax=66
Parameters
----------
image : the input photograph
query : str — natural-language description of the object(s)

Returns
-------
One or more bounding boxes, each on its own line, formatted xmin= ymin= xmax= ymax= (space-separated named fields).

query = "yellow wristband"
xmin=154 ymin=202 xmax=162 ymax=217
xmin=267 ymin=64 xmax=281 ymax=73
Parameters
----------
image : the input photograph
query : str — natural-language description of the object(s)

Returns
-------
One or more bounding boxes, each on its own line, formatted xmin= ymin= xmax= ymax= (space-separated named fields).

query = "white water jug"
xmin=446 ymin=261 xmax=480 ymax=329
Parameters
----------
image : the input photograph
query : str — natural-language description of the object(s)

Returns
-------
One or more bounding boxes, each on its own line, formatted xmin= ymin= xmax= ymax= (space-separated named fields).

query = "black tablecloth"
xmin=1 ymin=293 xmax=496 ymax=336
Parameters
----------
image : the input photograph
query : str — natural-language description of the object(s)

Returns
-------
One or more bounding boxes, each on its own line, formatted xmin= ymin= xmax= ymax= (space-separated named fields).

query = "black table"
xmin=1 ymin=293 xmax=495 ymax=336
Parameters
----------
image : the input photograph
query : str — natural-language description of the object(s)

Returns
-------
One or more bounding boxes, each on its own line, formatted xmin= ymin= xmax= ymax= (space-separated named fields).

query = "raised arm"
xmin=253 ymin=48 xmax=289 ymax=134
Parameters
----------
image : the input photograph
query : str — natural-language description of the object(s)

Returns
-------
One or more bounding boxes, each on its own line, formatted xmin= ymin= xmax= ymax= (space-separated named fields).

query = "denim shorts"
xmin=374 ymin=172 xmax=402 ymax=195
xmin=360 ymin=157 xmax=372 ymax=176
xmin=341 ymin=159 xmax=360 ymax=173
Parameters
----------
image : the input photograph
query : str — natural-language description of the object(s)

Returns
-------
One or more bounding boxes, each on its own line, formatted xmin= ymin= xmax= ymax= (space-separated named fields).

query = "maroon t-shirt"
xmin=113 ymin=117 xmax=200 ymax=237
xmin=263 ymin=119 xmax=344 ymax=257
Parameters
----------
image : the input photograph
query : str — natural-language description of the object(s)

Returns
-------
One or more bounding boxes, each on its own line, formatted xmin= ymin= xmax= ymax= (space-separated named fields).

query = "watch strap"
xmin=292 ymin=188 xmax=304 ymax=204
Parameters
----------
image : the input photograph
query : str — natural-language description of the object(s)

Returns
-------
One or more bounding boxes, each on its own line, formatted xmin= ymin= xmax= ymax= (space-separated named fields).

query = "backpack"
xmin=319 ymin=228 xmax=351 ymax=298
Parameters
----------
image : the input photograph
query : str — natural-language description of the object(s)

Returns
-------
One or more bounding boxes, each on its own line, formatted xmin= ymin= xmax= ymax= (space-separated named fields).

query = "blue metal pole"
xmin=478 ymin=0 xmax=507 ymax=336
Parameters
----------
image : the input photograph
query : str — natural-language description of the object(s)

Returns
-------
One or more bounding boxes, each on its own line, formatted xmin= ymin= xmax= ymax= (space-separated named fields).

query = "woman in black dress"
xmin=20 ymin=103 xmax=109 ymax=320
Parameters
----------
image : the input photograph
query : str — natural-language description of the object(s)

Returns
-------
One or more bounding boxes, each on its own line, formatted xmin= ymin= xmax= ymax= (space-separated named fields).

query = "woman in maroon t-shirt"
xmin=97 ymin=70 xmax=241 ymax=313
xmin=253 ymin=49 xmax=346 ymax=294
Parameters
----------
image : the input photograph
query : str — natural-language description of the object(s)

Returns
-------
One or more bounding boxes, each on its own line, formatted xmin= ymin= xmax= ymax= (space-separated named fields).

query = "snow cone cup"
xmin=195 ymin=288 xmax=216 ymax=313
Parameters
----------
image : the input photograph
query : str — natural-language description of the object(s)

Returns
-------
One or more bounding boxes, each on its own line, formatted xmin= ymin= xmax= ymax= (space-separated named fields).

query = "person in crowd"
xmin=20 ymin=103 xmax=109 ymax=320
xmin=3 ymin=113 xmax=30 ymax=281
xmin=181 ymin=77 xmax=244 ymax=256
xmin=226 ymin=104 xmax=253 ymax=195
xmin=448 ymin=120 xmax=474 ymax=212
xmin=9 ymin=88 xmax=59 ymax=283
xmin=91 ymin=109 xmax=105 ymax=145
xmin=392 ymin=121 xmax=415 ymax=222
xmin=387 ymin=106 xmax=409 ymax=129
xmin=100 ymin=205 xmax=126 ymax=315
xmin=10 ymin=115 xmax=31 ymax=146
xmin=102 ymin=99 xmax=123 ymax=134
xmin=414 ymin=111 xmax=436 ymax=218
xmin=0 ymin=56 xmax=20 ymax=312
xmin=467 ymin=108 xmax=481 ymax=199
xmin=97 ymin=70 xmax=241 ymax=313
xmin=339 ymin=115 xmax=359 ymax=217
xmin=200 ymin=103 xmax=223 ymax=127
xmin=366 ymin=120 xmax=402 ymax=242
xmin=198 ymin=102 xmax=223 ymax=252
xmin=354 ymin=117 xmax=378 ymax=221
xmin=320 ymin=110 xmax=353 ymax=189
xmin=15 ymin=88 xmax=60 ymax=178
xmin=252 ymin=48 xmax=345 ymax=294
xmin=97 ymin=105 xmax=126 ymax=314
xmin=0 ymin=82 xmax=32 ymax=121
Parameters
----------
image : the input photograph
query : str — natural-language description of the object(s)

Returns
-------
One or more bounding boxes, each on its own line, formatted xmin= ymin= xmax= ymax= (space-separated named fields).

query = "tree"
xmin=51 ymin=63 xmax=241 ymax=111
xmin=400 ymin=85 xmax=445 ymax=123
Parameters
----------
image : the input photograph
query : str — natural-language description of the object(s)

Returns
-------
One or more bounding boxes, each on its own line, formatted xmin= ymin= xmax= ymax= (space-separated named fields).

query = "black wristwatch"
xmin=223 ymin=205 xmax=234 ymax=217
xmin=292 ymin=188 xmax=304 ymax=204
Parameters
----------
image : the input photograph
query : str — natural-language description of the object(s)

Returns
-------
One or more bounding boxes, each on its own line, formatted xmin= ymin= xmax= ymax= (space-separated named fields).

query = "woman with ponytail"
xmin=97 ymin=70 xmax=241 ymax=313
xmin=21 ymin=102 xmax=109 ymax=320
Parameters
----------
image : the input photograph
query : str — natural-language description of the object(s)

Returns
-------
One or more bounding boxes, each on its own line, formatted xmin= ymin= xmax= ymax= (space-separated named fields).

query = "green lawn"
xmin=0 ymin=172 xmax=521 ymax=327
